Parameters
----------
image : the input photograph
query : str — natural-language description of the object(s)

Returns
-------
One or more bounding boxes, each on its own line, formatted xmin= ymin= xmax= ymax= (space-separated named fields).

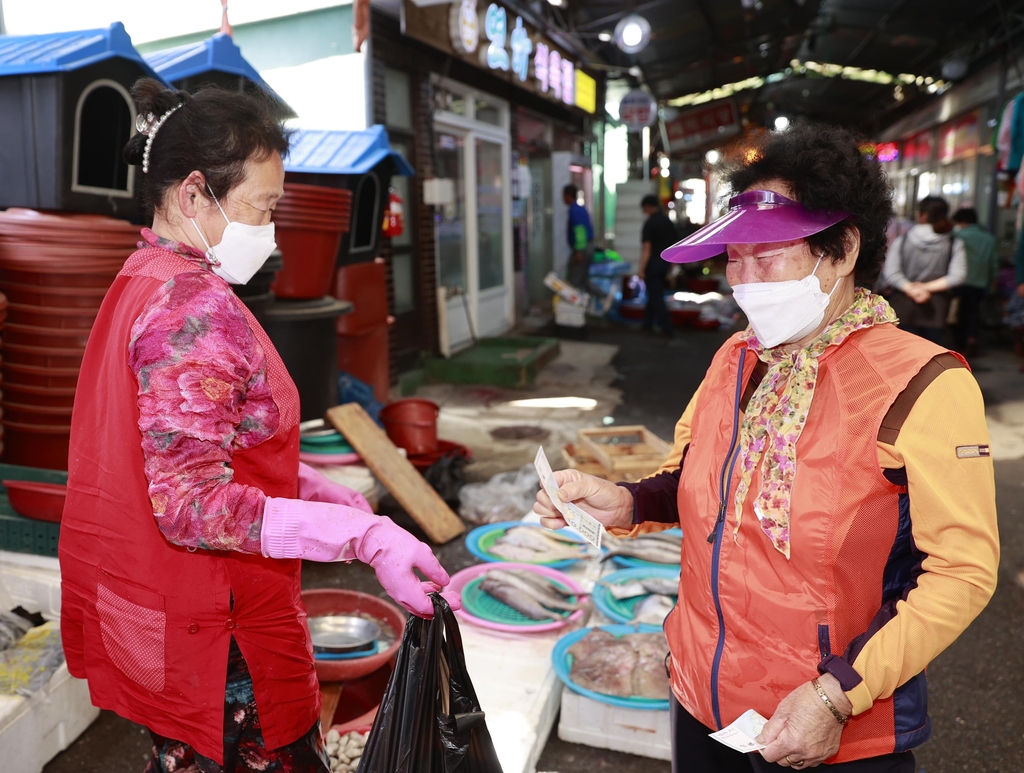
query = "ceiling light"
xmin=659 ymin=156 xmax=671 ymax=169
xmin=774 ymin=116 xmax=790 ymax=131
xmin=660 ymin=168 xmax=670 ymax=178
xmin=598 ymin=31 xmax=613 ymax=42
xmin=674 ymin=190 xmax=684 ymax=199
xmin=615 ymin=14 xmax=651 ymax=55
xmin=705 ymin=149 xmax=721 ymax=165
xmin=546 ymin=0 xmax=564 ymax=6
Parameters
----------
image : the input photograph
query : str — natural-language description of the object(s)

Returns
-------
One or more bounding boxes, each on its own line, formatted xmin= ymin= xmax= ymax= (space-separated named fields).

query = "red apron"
xmin=59 ymin=246 xmax=319 ymax=763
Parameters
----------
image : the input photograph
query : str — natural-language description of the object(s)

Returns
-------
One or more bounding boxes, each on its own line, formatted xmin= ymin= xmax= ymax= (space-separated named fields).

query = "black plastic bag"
xmin=357 ymin=595 xmax=503 ymax=773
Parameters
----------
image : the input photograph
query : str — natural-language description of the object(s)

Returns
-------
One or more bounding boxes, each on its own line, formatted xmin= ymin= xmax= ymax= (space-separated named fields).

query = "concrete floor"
xmin=43 ymin=323 xmax=1024 ymax=773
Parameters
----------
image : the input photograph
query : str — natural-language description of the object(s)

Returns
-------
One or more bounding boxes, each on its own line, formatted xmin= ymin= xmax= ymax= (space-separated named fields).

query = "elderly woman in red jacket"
xmin=536 ymin=124 xmax=998 ymax=772
xmin=59 ymin=79 xmax=457 ymax=773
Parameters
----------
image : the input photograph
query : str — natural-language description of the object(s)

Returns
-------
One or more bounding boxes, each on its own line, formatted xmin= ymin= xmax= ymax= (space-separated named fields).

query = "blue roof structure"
xmin=285 ymin=125 xmax=415 ymax=177
xmin=145 ymin=33 xmax=283 ymax=104
xmin=0 ymin=22 xmax=167 ymax=83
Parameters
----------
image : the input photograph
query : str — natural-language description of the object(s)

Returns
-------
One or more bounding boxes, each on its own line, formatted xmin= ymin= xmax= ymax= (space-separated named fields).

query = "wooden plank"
xmin=320 ymin=682 xmax=343 ymax=730
xmin=326 ymin=404 xmax=466 ymax=544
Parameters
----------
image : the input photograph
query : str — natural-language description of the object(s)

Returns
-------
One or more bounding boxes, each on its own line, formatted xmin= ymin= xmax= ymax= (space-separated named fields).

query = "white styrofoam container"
xmin=558 ymin=687 xmax=672 ymax=761
xmin=0 ymin=662 xmax=99 ymax=773
xmin=0 ymin=552 xmax=62 ymax=620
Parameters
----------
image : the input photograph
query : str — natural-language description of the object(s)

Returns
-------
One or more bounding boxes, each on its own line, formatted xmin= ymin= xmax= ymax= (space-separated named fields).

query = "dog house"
xmin=0 ymin=22 xmax=168 ymax=217
xmin=284 ymin=126 xmax=414 ymax=265
xmin=145 ymin=32 xmax=290 ymax=110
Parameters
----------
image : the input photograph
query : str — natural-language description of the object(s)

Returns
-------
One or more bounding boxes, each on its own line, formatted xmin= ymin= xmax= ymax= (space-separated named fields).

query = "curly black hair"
xmin=723 ymin=122 xmax=893 ymax=287
xmin=123 ymin=78 xmax=292 ymax=218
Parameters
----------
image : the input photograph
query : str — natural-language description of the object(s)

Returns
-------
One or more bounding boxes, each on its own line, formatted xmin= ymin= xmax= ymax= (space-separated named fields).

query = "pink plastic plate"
xmin=450 ymin=562 xmax=589 ymax=634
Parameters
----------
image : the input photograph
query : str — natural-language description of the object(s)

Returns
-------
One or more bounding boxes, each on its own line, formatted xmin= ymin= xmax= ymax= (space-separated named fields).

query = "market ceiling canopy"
xmin=400 ymin=0 xmax=597 ymax=114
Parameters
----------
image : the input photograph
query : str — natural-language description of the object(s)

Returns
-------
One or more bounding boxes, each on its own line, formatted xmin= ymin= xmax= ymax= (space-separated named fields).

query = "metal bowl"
xmin=309 ymin=615 xmax=382 ymax=654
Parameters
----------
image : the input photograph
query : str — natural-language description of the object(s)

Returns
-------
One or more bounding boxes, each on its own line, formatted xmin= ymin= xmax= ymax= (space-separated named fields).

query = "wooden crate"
xmin=560 ymin=444 xmax=637 ymax=483
xmin=577 ymin=426 xmax=671 ymax=476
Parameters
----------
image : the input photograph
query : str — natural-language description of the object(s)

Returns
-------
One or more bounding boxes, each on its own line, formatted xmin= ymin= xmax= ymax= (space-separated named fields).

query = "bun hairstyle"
xmin=124 ymin=78 xmax=292 ymax=217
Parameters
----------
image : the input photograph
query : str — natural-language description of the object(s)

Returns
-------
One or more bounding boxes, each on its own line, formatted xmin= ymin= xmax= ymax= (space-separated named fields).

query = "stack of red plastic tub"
xmin=0 ymin=209 xmax=138 ymax=469
xmin=333 ymin=259 xmax=391 ymax=403
xmin=272 ymin=182 xmax=353 ymax=299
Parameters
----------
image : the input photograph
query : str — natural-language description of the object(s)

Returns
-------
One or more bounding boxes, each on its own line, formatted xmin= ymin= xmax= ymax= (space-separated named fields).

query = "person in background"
xmin=563 ymin=184 xmax=594 ymax=290
xmin=640 ymin=194 xmax=677 ymax=338
xmin=882 ymin=195 xmax=966 ymax=343
xmin=951 ymin=207 xmax=999 ymax=358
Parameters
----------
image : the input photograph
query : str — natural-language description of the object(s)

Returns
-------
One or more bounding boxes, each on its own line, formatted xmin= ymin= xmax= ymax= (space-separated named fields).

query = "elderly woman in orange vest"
xmin=535 ymin=124 xmax=998 ymax=773
xmin=59 ymin=79 xmax=458 ymax=772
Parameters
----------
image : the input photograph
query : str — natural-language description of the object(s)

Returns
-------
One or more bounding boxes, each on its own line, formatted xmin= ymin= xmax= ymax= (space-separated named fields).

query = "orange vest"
xmin=59 ymin=247 xmax=318 ymax=763
xmin=668 ymin=323 xmax=947 ymax=763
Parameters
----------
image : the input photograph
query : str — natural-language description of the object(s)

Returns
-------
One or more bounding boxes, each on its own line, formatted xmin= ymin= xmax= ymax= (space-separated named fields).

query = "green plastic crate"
xmin=0 ymin=463 xmax=67 ymax=558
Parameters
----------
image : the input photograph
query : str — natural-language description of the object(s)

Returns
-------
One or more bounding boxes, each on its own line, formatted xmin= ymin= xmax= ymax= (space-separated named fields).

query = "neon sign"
xmin=484 ymin=4 xmax=510 ymax=71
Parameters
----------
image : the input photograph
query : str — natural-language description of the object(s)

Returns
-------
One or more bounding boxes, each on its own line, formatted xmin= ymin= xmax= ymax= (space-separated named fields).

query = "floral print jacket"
xmin=128 ymin=230 xmax=279 ymax=555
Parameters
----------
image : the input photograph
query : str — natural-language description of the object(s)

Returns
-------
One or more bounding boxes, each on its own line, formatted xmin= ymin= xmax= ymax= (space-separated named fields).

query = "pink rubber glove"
xmin=261 ymin=497 xmax=461 ymax=618
xmin=297 ymin=462 xmax=373 ymax=513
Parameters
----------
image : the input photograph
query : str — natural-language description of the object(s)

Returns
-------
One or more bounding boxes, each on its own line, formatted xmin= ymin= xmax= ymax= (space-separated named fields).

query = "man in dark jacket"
xmin=640 ymin=195 xmax=677 ymax=338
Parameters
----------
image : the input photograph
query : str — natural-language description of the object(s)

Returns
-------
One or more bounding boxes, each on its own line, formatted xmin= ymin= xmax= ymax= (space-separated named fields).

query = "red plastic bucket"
xmin=379 ymin=399 xmax=440 ymax=456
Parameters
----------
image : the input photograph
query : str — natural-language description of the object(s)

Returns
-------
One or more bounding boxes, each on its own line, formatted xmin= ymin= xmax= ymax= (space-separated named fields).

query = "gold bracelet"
xmin=811 ymin=678 xmax=849 ymax=726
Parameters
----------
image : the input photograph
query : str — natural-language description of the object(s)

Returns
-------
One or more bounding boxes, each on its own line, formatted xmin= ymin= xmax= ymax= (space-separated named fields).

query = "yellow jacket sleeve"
xmin=840 ymin=368 xmax=999 ymax=715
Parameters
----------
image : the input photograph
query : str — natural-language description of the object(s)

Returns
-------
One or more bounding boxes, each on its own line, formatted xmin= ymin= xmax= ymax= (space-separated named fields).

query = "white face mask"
xmin=731 ymin=256 xmax=842 ymax=349
xmin=189 ymin=186 xmax=276 ymax=285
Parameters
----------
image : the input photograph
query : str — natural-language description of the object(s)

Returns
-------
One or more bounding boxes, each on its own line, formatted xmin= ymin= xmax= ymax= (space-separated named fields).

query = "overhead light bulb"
xmin=705 ymin=149 xmax=721 ymax=165
xmin=598 ymin=31 xmax=612 ymax=42
xmin=674 ymin=190 xmax=684 ymax=199
xmin=614 ymin=14 xmax=651 ymax=54
xmin=660 ymin=168 xmax=670 ymax=178
xmin=659 ymin=156 xmax=671 ymax=169
xmin=774 ymin=115 xmax=790 ymax=131
xmin=546 ymin=0 xmax=564 ymax=6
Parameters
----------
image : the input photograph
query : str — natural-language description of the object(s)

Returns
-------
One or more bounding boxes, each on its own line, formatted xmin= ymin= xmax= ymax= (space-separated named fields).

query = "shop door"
xmin=388 ymin=137 xmax=421 ymax=372
xmin=433 ymin=92 xmax=512 ymax=354
xmin=526 ymin=156 xmax=553 ymax=308
xmin=434 ymin=129 xmax=473 ymax=351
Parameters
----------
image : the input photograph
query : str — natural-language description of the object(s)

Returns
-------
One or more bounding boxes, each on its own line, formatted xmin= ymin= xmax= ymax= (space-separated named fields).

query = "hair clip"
xmin=141 ymin=104 xmax=183 ymax=174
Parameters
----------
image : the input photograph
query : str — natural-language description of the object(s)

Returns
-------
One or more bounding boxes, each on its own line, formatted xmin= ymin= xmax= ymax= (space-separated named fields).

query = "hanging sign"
xmin=619 ymin=90 xmax=657 ymax=132
xmin=664 ymin=100 xmax=739 ymax=151
xmin=404 ymin=0 xmax=596 ymax=113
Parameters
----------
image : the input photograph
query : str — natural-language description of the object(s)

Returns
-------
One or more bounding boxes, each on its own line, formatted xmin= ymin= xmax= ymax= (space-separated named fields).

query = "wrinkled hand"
xmin=533 ymin=469 xmax=634 ymax=532
xmin=362 ymin=518 xmax=461 ymax=618
xmin=904 ymin=283 xmax=931 ymax=304
xmin=756 ymin=678 xmax=849 ymax=768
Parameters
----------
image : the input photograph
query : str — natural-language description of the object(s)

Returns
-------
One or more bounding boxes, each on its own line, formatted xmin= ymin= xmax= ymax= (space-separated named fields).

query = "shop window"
xmin=474 ymin=97 xmax=502 ymax=126
xmin=385 ymin=68 xmax=413 ymax=131
xmin=433 ymin=85 xmax=467 ymax=116
xmin=73 ymin=80 xmax=134 ymax=197
xmin=350 ymin=172 xmax=381 ymax=256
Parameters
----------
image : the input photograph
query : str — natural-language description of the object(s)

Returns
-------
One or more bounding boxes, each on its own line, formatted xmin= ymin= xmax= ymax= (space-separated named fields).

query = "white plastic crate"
xmin=0 ymin=662 xmax=99 ymax=773
xmin=558 ymin=687 xmax=672 ymax=761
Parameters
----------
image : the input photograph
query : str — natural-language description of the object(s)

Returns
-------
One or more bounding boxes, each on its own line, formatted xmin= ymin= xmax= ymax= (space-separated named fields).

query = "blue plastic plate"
xmin=592 ymin=567 xmax=679 ymax=626
xmin=552 ymin=625 xmax=671 ymax=710
xmin=465 ymin=521 xmax=588 ymax=569
xmin=313 ymin=640 xmax=385 ymax=661
xmin=607 ymin=527 xmax=683 ymax=569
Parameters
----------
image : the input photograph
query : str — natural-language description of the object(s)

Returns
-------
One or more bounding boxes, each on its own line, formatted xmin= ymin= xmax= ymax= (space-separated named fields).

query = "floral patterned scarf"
xmin=732 ymin=288 xmax=898 ymax=559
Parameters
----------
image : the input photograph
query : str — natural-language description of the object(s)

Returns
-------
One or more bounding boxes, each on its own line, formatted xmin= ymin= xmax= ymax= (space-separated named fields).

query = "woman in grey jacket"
xmin=882 ymin=195 xmax=967 ymax=342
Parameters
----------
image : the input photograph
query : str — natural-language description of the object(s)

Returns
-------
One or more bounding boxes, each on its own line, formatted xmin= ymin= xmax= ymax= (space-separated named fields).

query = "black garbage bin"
xmin=262 ymin=296 xmax=353 ymax=421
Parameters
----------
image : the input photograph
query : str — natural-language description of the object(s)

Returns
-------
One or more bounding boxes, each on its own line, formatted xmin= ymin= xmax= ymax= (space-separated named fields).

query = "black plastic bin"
xmin=262 ymin=296 xmax=352 ymax=421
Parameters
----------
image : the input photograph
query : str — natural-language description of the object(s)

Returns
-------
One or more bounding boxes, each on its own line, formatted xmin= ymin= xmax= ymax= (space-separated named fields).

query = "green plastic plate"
xmin=462 ymin=575 xmax=577 ymax=626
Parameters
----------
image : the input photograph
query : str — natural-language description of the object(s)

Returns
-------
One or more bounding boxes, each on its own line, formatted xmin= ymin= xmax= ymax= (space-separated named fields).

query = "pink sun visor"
xmin=661 ymin=190 xmax=848 ymax=263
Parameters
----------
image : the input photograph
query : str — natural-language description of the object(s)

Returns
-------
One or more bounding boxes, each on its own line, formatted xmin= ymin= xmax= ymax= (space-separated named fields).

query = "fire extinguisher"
xmin=382 ymin=188 xmax=404 ymax=238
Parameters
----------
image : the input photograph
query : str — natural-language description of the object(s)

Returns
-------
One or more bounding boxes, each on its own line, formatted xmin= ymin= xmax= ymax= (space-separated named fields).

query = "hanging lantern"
xmin=382 ymin=188 xmax=405 ymax=238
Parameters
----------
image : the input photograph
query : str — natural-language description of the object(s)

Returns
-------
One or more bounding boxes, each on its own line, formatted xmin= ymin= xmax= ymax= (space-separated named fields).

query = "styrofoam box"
xmin=558 ymin=687 xmax=672 ymax=761
xmin=0 ymin=550 xmax=61 ymax=620
xmin=0 ymin=662 xmax=99 ymax=773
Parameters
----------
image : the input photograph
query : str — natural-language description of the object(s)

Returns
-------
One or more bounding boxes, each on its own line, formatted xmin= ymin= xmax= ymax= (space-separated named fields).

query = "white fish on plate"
xmin=632 ymin=594 xmax=676 ymax=626
xmin=604 ymin=575 xmax=680 ymax=600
